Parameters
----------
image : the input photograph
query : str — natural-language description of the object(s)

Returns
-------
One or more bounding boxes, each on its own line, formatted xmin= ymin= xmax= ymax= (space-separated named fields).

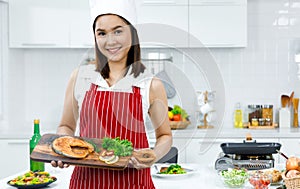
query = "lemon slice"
xmin=105 ymin=155 xmax=119 ymax=164
xmin=99 ymin=155 xmax=115 ymax=162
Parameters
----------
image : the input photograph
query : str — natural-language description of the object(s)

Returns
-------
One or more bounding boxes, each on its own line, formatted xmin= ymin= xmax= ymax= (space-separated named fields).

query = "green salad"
xmin=159 ymin=164 xmax=187 ymax=174
xmin=220 ymin=168 xmax=248 ymax=187
xmin=9 ymin=171 xmax=56 ymax=186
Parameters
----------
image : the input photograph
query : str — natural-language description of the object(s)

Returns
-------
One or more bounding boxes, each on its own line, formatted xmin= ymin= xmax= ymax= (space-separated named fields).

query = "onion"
xmin=286 ymin=156 xmax=300 ymax=171
xmin=286 ymin=170 xmax=300 ymax=178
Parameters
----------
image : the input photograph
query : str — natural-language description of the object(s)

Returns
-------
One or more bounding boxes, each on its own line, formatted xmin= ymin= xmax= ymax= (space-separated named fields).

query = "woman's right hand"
xmin=51 ymin=160 xmax=69 ymax=168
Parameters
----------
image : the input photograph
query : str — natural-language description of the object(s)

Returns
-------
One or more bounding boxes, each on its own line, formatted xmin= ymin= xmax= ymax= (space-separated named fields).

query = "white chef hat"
xmin=89 ymin=0 xmax=137 ymax=27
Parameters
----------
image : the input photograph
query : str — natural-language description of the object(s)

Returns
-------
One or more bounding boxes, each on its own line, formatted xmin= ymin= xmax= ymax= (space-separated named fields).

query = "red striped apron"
xmin=69 ymin=83 xmax=155 ymax=189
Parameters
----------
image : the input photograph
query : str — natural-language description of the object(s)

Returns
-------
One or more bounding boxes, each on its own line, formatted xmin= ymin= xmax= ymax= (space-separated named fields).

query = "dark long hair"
xmin=93 ymin=14 xmax=146 ymax=79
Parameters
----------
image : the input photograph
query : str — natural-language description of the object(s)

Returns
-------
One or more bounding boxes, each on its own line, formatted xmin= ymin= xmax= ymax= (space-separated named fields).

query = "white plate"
xmin=151 ymin=164 xmax=195 ymax=179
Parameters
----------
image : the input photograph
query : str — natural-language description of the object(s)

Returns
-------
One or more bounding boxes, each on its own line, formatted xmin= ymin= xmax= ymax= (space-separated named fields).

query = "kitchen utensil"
xmin=293 ymin=98 xmax=299 ymax=127
xmin=156 ymin=70 xmax=176 ymax=99
xmin=281 ymin=95 xmax=290 ymax=108
xmin=290 ymin=91 xmax=295 ymax=106
xmin=142 ymin=53 xmax=176 ymax=99
xmin=276 ymin=150 xmax=288 ymax=160
xmin=220 ymin=141 xmax=281 ymax=155
xmin=200 ymin=103 xmax=214 ymax=114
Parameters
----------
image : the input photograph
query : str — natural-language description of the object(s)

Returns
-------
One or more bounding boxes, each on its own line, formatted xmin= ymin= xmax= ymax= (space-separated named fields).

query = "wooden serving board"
xmin=30 ymin=134 xmax=131 ymax=170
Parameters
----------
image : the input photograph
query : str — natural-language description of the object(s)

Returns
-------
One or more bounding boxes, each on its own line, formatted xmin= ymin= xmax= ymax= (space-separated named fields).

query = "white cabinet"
xmin=9 ymin=0 xmax=69 ymax=48
xmin=69 ymin=0 xmax=94 ymax=48
xmin=189 ymin=0 xmax=247 ymax=47
xmin=136 ymin=0 xmax=189 ymax=47
xmin=9 ymin=0 xmax=94 ymax=48
xmin=185 ymin=139 xmax=232 ymax=167
xmin=0 ymin=139 xmax=29 ymax=179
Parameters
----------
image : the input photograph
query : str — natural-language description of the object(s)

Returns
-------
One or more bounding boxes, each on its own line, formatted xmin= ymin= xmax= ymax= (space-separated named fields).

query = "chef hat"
xmin=89 ymin=0 xmax=137 ymax=26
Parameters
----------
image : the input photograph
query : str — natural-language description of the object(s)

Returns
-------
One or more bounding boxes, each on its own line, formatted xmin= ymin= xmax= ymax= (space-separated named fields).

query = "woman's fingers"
xmin=50 ymin=160 xmax=69 ymax=168
xmin=51 ymin=160 xmax=58 ymax=167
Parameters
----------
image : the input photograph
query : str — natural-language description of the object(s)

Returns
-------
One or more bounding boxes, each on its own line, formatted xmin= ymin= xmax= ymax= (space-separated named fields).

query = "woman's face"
xmin=94 ymin=14 xmax=132 ymax=64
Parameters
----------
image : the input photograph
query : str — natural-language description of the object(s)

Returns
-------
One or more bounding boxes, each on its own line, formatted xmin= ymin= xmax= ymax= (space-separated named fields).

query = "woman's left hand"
xmin=128 ymin=148 xmax=156 ymax=170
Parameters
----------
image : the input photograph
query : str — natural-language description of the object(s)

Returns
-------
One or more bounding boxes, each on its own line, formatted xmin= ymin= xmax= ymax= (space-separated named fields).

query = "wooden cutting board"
xmin=30 ymin=134 xmax=131 ymax=170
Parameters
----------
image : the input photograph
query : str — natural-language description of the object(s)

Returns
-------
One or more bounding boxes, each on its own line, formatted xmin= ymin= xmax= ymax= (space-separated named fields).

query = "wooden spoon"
xmin=281 ymin=95 xmax=290 ymax=108
xmin=290 ymin=91 xmax=295 ymax=107
xmin=293 ymin=98 xmax=299 ymax=127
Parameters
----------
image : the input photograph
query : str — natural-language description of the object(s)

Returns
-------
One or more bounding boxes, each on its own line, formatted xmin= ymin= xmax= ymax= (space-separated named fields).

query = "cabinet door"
xmin=189 ymin=2 xmax=247 ymax=47
xmin=136 ymin=0 xmax=189 ymax=47
xmin=9 ymin=0 xmax=69 ymax=48
xmin=69 ymin=0 xmax=94 ymax=48
xmin=0 ymin=139 xmax=29 ymax=179
xmin=185 ymin=139 xmax=237 ymax=167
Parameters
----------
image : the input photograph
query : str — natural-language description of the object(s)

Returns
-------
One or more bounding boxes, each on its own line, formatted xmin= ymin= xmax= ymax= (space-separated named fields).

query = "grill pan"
xmin=221 ymin=141 xmax=281 ymax=155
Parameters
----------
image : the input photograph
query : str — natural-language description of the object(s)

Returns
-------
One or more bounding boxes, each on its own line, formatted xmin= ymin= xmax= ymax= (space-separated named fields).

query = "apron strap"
xmin=89 ymin=83 xmax=98 ymax=91
xmin=132 ymin=86 xmax=140 ymax=94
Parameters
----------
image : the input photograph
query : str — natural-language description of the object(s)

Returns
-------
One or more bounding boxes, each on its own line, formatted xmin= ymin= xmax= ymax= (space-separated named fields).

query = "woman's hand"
xmin=51 ymin=160 xmax=69 ymax=169
xmin=128 ymin=148 xmax=156 ymax=170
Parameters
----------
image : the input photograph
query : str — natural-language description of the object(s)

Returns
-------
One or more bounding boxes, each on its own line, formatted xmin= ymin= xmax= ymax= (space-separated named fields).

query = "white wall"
xmin=2 ymin=0 xmax=300 ymax=132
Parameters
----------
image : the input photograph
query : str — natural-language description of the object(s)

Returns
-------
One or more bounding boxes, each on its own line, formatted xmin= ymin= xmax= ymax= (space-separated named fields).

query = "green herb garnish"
xmin=102 ymin=137 xmax=133 ymax=156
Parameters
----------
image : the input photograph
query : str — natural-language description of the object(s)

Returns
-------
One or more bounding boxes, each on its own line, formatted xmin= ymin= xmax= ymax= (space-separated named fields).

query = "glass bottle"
xmin=30 ymin=119 xmax=44 ymax=171
xmin=234 ymin=103 xmax=243 ymax=128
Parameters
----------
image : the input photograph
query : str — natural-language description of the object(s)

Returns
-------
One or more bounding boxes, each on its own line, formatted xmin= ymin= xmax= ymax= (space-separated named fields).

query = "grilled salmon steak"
xmin=52 ymin=136 xmax=94 ymax=159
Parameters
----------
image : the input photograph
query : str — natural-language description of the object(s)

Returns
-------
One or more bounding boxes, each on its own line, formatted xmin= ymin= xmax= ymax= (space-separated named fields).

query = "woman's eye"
xmin=114 ymin=30 xmax=122 ymax=35
xmin=97 ymin=31 xmax=106 ymax=36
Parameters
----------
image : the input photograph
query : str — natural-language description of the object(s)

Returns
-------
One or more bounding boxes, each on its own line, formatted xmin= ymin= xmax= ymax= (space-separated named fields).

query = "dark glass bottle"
xmin=30 ymin=119 xmax=44 ymax=171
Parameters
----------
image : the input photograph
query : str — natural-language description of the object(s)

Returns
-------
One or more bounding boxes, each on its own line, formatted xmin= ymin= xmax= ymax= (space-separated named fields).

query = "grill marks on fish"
xmin=52 ymin=136 xmax=95 ymax=159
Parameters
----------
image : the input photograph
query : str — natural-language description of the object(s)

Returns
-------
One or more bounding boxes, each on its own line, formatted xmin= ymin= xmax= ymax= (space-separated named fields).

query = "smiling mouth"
xmin=107 ymin=47 xmax=121 ymax=54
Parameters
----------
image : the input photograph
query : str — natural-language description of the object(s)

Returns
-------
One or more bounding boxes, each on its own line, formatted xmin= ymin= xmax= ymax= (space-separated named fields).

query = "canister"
xmin=248 ymin=105 xmax=261 ymax=123
xmin=262 ymin=105 xmax=273 ymax=125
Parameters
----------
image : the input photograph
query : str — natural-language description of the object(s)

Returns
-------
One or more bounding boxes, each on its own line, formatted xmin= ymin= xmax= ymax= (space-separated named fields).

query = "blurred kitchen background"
xmin=0 ymin=0 xmax=300 ymax=133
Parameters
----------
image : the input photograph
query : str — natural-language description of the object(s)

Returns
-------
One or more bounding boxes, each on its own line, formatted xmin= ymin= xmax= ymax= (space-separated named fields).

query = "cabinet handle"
xmin=22 ymin=43 xmax=57 ymax=47
xmin=143 ymin=0 xmax=176 ymax=5
xmin=195 ymin=2 xmax=240 ymax=6
xmin=204 ymin=44 xmax=237 ymax=47
xmin=8 ymin=142 xmax=28 ymax=145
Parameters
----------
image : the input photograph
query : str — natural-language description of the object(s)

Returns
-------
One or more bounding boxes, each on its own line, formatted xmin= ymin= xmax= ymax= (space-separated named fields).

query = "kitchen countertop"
xmin=0 ymin=125 xmax=300 ymax=139
xmin=1 ymin=126 xmax=299 ymax=139
xmin=0 ymin=164 xmax=284 ymax=189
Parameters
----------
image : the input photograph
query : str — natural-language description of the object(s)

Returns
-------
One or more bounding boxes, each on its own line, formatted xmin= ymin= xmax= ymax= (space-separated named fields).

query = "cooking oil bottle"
xmin=234 ymin=103 xmax=243 ymax=128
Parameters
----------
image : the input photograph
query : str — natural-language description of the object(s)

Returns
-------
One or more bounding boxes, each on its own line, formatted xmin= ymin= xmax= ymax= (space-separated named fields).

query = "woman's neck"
xmin=106 ymin=61 xmax=127 ymax=86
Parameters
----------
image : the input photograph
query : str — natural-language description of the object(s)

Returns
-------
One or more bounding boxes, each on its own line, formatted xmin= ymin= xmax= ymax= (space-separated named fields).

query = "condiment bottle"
xmin=30 ymin=119 xmax=44 ymax=171
xmin=262 ymin=105 xmax=273 ymax=126
xmin=234 ymin=103 xmax=243 ymax=128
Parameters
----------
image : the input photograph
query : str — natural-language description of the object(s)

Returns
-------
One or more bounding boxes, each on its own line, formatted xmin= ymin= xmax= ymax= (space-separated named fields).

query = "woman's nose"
xmin=106 ymin=32 xmax=117 ymax=44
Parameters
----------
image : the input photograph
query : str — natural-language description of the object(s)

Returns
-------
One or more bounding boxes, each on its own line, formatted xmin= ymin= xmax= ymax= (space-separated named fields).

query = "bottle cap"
xmin=34 ymin=119 xmax=40 ymax=124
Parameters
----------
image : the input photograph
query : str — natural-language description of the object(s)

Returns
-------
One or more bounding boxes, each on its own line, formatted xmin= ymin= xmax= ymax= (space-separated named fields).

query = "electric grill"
xmin=215 ymin=140 xmax=281 ymax=171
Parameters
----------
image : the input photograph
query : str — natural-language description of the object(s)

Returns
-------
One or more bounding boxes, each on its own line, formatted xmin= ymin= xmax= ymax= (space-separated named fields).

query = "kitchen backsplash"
xmin=2 ymin=0 xmax=300 ymax=131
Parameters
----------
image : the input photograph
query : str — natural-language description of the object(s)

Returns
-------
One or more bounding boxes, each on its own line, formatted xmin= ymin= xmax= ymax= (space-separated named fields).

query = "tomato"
xmin=173 ymin=114 xmax=181 ymax=121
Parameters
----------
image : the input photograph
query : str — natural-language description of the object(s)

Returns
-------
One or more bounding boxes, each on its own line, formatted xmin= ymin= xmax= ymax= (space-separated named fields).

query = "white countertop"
xmin=1 ymin=127 xmax=300 ymax=139
xmin=0 ymin=164 xmax=284 ymax=189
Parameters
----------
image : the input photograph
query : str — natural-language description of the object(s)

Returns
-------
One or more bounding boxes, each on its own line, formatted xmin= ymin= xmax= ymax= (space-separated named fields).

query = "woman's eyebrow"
xmin=96 ymin=25 xmax=124 ymax=32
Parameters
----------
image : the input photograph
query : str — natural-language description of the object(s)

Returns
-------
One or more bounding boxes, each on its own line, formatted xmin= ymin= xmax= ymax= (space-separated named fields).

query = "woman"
xmin=51 ymin=0 xmax=172 ymax=188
